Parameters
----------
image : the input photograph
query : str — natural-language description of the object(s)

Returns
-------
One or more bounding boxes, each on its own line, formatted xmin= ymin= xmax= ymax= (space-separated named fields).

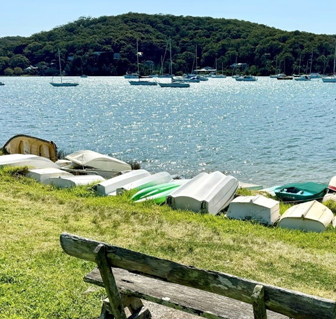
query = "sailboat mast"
xmin=169 ymin=38 xmax=173 ymax=76
xmin=136 ymin=39 xmax=140 ymax=75
xmin=333 ymin=43 xmax=336 ymax=75
xmin=195 ymin=45 xmax=198 ymax=71
xmin=58 ymin=48 xmax=62 ymax=82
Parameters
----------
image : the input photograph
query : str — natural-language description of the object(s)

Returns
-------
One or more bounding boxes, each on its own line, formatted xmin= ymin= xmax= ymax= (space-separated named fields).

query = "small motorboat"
xmin=274 ymin=182 xmax=328 ymax=202
xmin=294 ymin=75 xmax=311 ymax=81
xmin=235 ymin=75 xmax=257 ymax=81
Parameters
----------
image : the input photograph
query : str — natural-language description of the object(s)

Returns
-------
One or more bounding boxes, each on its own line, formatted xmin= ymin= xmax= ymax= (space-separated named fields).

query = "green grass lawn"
xmin=1 ymin=167 xmax=336 ymax=318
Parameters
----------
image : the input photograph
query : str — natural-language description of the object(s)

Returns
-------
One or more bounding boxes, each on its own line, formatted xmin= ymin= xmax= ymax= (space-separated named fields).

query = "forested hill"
xmin=0 ymin=12 xmax=335 ymax=76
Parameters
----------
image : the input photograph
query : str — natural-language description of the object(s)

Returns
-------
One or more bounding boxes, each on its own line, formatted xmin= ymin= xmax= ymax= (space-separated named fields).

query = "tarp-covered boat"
xmin=274 ymin=182 xmax=328 ymax=202
xmin=0 ymin=154 xmax=59 ymax=169
xmin=166 ymin=171 xmax=238 ymax=215
xmin=43 ymin=175 xmax=105 ymax=188
xmin=116 ymin=172 xmax=172 ymax=195
xmin=226 ymin=195 xmax=280 ymax=225
xmin=278 ymin=200 xmax=336 ymax=232
xmin=2 ymin=134 xmax=57 ymax=162
xmin=27 ymin=167 xmax=73 ymax=183
xmin=95 ymin=169 xmax=151 ymax=196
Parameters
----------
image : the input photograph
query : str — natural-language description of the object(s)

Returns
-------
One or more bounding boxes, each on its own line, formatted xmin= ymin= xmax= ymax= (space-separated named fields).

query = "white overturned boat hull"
xmin=116 ymin=172 xmax=172 ymax=195
xmin=278 ymin=200 xmax=336 ymax=232
xmin=166 ymin=171 xmax=239 ymax=215
xmin=226 ymin=195 xmax=280 ymax=225
xmin=27 ymin=168 xmax=73 ymax=183
xmin=0 ymin=154 xmax=59 ymax=169
xmin=65 ymin=150 xmax=131 ymax=172
xmin=95 ymin=169 xmax=151 ymax=196
xmin=44 ymin=175 xmax=105 ymax=188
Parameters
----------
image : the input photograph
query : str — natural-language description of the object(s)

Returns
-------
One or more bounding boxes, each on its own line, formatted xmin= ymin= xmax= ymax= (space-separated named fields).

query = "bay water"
xmin=1 ymin=76 xmax=335 ymax=188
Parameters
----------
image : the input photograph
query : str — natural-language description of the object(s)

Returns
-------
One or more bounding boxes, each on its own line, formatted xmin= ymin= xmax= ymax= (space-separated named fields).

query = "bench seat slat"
xmin=85 ymin=267 xmax=288 ymax=319
xmin=60 ymin=233 xmax=336 ymax=319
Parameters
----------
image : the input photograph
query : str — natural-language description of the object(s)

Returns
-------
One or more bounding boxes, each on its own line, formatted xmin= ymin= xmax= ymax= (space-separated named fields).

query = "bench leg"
xmin=123 ymin=296 xmax=151 ymax=319
xmin=128 ymin=307 xmax=151 ymax=319
xmin=251 ymin=284 xmax=267 ymax=319
xmin=100 ymin=302 xmax=115 ymax=319
xmin=102 ymin=296 xmax=152 ymax=319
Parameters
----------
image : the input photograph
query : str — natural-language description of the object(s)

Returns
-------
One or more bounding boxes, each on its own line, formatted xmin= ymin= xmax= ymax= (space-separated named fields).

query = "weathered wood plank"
xmin=251 ymin=285 xmax=267 ymax=319
xmin=60 ymin=233 xmax=336 ymax=319
xmin=94 ymin=244 xmax=127 ymax=319
xmin=85 ymin=267 xmax=288 ymax=319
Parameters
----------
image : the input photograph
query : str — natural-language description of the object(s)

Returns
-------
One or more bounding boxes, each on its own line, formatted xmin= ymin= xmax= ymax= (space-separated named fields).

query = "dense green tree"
xmin=9 ymin=54 xmax=30 ymax=69
xmin=0 ymin=13 xmax=335 ymax=76
xmin=4 ymin=67 xmax=14 ymax=75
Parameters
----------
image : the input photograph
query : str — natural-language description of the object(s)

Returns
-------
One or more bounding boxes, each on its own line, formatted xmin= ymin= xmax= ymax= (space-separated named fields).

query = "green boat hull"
xmin=274 ymin=182 xmax=328 ymax=202
xmin=132 ymin=180 xmax=189 ymax=203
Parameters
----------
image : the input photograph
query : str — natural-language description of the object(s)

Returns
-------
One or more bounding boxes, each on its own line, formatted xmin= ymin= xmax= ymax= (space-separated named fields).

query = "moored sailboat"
xmin=158 ymin=38 xmax=190 ymax=88
xmin=50 ymin=49 xmax=79 ymax=87
xmin=129 ymin=40 xmax=157 ymax=86
xmin=322 ymin=43 xmax=336 ymax=83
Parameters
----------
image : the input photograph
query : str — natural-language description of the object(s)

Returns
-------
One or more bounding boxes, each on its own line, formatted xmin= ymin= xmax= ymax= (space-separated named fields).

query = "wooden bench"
xmin=60 ymin=232 xmax=336 ymax=319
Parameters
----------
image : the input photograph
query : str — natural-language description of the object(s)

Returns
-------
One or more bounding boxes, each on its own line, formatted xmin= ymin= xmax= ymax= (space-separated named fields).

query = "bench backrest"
xmin=60 ymin=232 xmax=336 ymax=319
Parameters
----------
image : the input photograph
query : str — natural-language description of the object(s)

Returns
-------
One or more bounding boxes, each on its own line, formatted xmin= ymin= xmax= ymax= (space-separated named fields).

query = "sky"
xmin=1 ymin=0 xmax=335 ymax=38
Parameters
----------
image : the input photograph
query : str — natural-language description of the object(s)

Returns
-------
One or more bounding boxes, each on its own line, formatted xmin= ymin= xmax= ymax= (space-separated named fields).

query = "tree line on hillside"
xmin=0 ymin=13 xmax=335 ymax=77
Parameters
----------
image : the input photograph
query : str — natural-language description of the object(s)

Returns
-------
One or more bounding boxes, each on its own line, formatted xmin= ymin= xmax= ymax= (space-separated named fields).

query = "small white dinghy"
xmin=27 ymin=168 xmax=73 ymax=183
xmin=226 ymin=195 xmax=280 ymax=225
xmin=43 ymin=175 xmax=105 ymax=188
xmin=95 ymin=169 xmax=151 ymax=196
xmin=327 ymin=176 xmax=336 ymax=192
xmin=116 ymin=172 xmax=172 ymax=195
xmin=63 ymin=150 xmax=131 ymax=178
xmin=0 ymin=154 xmax=59 ymax=169
xmin=278 ymin=200 xmax=336 ymax=232
xmin=166 ymin=171 xmax=238 ymax=215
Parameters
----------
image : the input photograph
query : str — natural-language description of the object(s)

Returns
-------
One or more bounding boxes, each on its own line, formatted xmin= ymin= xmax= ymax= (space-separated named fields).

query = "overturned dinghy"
xmin=327 ymin=176 xmax=336 ymax=192
xmin=44 ymin=175 xmax=105 ymax=188
xmin=0 ymin=154 xmax=59 ymax=169
xmin=62 ymin=150 xmax=131 ymax=178
xmin=2 ymin=134 xmax=58 ymax=162
xmin=278 ymin=200 xmax=336 ymax=232
xmin=116 ymin=172 xmax=172 ymax=195
xmin=226 ymin=195 xmax=280 ymax=225
xmin=132 ymin=179 xmax=190 ymax=204
xmin=166 ymin=171 xmax=239 ymax=215
xmin=95 ymin=169 xmax=151 ymax=196
xmin=27 ymin=167 xmax=73 ymax=183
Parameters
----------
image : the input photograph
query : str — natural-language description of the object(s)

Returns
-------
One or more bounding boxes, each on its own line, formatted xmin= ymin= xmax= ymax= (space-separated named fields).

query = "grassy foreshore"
xmin=1 ymin=166 xmax=336 ymax=318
